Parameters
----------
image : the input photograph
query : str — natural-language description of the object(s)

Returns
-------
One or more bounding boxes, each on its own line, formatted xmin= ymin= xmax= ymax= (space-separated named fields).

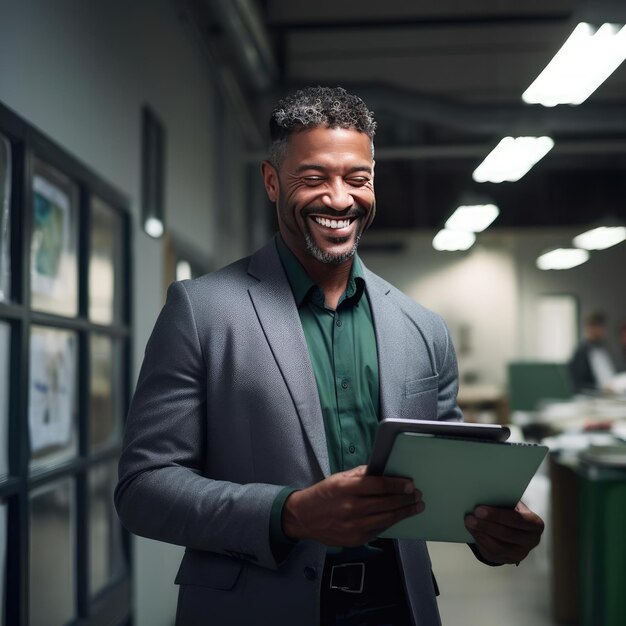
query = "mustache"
xmin=302 ymin=207 xmax=366 ymax=220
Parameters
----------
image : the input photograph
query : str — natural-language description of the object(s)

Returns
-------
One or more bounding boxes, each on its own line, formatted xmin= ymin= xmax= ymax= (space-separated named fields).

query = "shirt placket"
xmin=333 ymin=294 xmax=365 ymax=471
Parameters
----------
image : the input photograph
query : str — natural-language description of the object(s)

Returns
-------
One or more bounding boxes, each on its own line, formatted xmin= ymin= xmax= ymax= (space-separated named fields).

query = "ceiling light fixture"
xmin=144 ymin=217 xmax=164 ymax=239
xmin=176 ymin=260 xmax=193 ymax=281
xmin=573 ymin=225 xmax=626 ymax=250
xmin=445 ymin=204 xmax=499 ymax=232
xmin=432 ymin=229 xmax=476 ymax=252
xmin=472 ymin=137 xmax=554 ymax=183
xmin=536 ymin=248 xmax=590 ymax=270
xmin=522 ymin=22 xmax=626 ymax=107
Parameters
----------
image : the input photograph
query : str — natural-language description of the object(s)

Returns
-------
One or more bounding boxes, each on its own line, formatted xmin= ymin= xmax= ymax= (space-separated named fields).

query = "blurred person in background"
xmin=568 ymin=312 xmax=617 ymax=393
xmin=618 ymin=320 xmax=626 ymax=371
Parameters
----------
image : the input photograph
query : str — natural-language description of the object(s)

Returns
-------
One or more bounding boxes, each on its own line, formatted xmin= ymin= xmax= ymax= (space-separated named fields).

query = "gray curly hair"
xmin=268 ymin=86 xmax=377 ymax=167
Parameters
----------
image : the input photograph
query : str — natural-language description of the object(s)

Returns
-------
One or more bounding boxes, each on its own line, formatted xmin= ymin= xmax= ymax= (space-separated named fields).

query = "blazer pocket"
xmin=175 ymin=549 xmax=244 ymax=590
xmin=406 ymin=374 xmax=439 ymax=396
xmin=402 ymin=374 xmax=439 ymax=420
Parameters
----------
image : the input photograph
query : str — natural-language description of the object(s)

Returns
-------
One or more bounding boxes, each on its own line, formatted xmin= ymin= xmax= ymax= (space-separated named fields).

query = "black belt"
xmin=320 ymin=539 xmax=412 ymax=625
xmin=329 ymin=561 xmax=366 ymax=594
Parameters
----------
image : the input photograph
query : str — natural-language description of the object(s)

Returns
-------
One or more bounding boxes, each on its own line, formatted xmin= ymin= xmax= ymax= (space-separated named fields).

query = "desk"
xmin=512 ymin=396 xmax=626 ymax=441
xmin=549 ymin=453 xmax=580 ymax=623
xmin=457 ymin=384 xmax=507 ymax=423
xmin=548 ymin=440 xmax=626 ymax=626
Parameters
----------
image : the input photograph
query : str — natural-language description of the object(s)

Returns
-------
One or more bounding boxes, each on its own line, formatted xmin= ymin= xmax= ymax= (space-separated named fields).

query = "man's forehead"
xmin=284 ymin=126 xmax=373 ymax=161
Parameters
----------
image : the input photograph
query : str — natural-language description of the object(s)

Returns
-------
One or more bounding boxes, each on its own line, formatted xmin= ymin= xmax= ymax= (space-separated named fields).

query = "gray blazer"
xmin=115 ymin=238 xmax=463 ymax=626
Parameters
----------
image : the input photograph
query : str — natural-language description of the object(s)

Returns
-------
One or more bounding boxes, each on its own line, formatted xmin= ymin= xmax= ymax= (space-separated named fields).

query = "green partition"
xmin=508 ymin=362 xmax=574 ymax=412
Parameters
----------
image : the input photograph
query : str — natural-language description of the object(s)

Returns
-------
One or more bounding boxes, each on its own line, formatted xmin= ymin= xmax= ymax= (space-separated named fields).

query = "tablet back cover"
xmin=380 ymin=433 xmax=548 ymax=542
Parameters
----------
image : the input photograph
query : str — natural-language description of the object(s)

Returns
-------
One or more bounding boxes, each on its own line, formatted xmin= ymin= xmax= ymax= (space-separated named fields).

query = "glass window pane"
xmin=90 ymin=198 xmax=123 ymax=325
xmin=28 ymin=327 xmax=77 ymax=471
xmin=89 ymin=462 xmax=126 ymax=597
xmin=0 ymin=501 xmax=6 ymax=626
xmin=90 ymin=334 xmax=122 ymax=450
xmin=0 ymin=135 xmax=10 ymax=302
xmin=30 ymin=160 xmax=78 ymax=317
xmin=29 ymin=479 xmax=75 ymax=626
xmin=0 ymin=322 xmax=9 ymax=479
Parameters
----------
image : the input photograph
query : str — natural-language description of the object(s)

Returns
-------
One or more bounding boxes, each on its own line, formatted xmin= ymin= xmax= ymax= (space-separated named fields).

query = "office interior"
xmin=0 ymin=1 xmax=625 ymax=625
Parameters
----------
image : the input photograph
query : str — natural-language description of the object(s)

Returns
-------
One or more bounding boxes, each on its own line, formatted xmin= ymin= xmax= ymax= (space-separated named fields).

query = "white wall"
xmin=513 ymin=230 xmax=626 ymax=363
xmin=0 ymin=1 xmax=243 ymax=623
xmin=361 ymin=229 xmax=626 ymax=390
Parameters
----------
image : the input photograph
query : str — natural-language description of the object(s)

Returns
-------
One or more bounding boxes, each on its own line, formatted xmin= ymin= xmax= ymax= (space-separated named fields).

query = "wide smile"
xmin=313 ymin=215 xmax=355 ymax=230
xmin=310 ymin=215 xmax=357 ymax=234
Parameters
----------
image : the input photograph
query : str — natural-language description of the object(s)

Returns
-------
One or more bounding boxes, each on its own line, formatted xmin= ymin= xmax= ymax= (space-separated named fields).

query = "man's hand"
xmin=282 ymin=465 xmax=424 ymax=547
xmin=465 ymin=501 xmax=544 ymax=565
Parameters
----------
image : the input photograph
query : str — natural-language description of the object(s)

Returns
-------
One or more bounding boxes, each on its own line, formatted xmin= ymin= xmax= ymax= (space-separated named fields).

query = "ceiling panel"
xmin=197 ymin=0 xmax=626 ymax=229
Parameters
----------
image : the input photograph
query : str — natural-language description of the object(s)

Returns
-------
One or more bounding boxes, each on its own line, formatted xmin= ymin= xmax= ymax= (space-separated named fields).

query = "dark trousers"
xmin=319 ymin=540 xmax=412 ymax=626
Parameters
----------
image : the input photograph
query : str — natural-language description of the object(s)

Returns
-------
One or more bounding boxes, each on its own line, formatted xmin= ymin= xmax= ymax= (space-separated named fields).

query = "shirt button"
xmin=336 ymin=319 xmax=342 ymax=327
xmin=304 ymin=566 xmax=317 ymax=581
xmin=341 ymin=380 xmax=349 ymax=389
xmin=348 ymin=443 xmax=356 ymax=454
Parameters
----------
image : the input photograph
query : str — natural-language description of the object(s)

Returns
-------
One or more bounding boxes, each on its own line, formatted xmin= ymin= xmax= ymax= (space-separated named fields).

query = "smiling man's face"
xmin=262 ymin=126 xmax=375 ymax=272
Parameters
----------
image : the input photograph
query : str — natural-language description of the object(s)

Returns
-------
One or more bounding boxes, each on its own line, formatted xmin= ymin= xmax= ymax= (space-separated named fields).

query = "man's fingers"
xmin=337 ymin=469 xmax=416 ymax=497
xmin=464 ymin=500 xmax=544 ymax=565
xmin=343 ymin=491 xmax=423 ymax=518
xmin=465 ymin=515 xmax=538 ymax=547
xmin=343 ymin=465 xmax=368 ymax=477
xmin=471 ymin=503 xmax=544 ymax=533
xmin=284 ymin=470 xmax=425 ymax=545
xmin=365 ymin=500 xmax=425 ymax=535
xmin=466 ymin=529 xmax=520 ymax=564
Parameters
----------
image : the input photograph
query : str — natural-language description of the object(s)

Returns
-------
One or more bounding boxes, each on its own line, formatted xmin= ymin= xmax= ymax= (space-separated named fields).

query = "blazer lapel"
xmin=247 ymin=240 xmax=331 ymax=477
xmin=365 ymin=270 xmax=406 ymax=422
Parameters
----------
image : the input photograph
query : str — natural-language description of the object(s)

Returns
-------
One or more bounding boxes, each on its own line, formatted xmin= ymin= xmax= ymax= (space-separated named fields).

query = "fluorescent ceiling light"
xmin=573 ymin=225 xmax=626 ymax=250
xmin=522 ymin=22 xmax=626 ymax=107
xmin=472 ymin=136 xmax=554 ymax=183
xmin=445 ymin=204 xmax=499 ymax=232
xmin=433 ymin=229 xmax=476 ymax=252
xmin=536 ymin=248 xmax=590 ymax=270
xmin=144 ymin=217 xmax=164 ymax=238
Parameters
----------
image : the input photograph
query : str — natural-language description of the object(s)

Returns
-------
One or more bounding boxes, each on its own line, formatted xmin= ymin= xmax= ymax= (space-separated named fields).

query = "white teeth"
xmin=314 ymin=217 xmax=351 ymax=229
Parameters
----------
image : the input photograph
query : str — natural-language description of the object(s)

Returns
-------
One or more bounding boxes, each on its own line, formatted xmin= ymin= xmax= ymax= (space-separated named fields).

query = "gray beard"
xmin=304 ymin=230 xmax=362 ymax=265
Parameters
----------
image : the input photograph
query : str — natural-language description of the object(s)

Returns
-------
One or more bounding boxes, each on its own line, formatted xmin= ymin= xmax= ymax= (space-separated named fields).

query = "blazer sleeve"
xmin=114 ymin=281 xmax=285 ymax=570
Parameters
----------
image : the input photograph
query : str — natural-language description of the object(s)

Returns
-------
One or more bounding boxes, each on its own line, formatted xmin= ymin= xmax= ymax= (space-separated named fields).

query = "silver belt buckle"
xmin=329 ymin=562 xmax=365 ymax=594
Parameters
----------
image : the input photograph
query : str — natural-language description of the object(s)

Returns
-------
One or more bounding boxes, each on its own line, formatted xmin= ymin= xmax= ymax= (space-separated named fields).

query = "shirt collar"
xmin=276 ymin=235 xmax=366 ymax=308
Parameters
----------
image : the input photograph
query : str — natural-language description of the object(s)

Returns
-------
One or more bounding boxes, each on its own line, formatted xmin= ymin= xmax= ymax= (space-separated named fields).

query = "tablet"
xmin=367 ymin=418 xmax=511 ymax=475
xmin=366 ymin=428 xmax=547 ymax=542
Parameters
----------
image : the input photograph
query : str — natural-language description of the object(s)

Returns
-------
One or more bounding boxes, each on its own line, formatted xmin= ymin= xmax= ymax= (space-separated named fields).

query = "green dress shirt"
xmin=270 ymin=236 xmax=380 ymax=553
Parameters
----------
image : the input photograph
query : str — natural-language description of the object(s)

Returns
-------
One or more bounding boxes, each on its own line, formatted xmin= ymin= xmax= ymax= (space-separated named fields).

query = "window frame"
xmin=0 ymin=100 xmax=132 ymax=626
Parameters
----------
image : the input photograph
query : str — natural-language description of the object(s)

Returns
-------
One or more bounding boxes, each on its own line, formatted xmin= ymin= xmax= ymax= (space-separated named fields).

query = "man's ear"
xmin=261 ymin=161 xmax=279 ymax=202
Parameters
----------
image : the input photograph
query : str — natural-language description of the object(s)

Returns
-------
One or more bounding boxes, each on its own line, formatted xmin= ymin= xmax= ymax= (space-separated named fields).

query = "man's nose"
xmin=321 ymin=180 xmax=353 ymax=211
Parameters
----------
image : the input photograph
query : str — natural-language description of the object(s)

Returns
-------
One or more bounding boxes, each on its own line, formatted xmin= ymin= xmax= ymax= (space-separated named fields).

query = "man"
xmin=115 ymin=86 xmax=544 ymax=626
xmin=568 ymin=312 xmax=617 ymax=393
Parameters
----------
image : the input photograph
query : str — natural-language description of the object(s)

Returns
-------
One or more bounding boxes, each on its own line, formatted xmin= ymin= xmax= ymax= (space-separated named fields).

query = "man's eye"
xmin=303 ymin=176 xmax=325 ymax=185
xmin=348 ymin=177 xmax=369 ymax=186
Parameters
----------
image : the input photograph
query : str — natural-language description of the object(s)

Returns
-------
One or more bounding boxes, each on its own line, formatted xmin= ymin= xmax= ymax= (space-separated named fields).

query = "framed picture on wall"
xmin=30 ymin=160 xmax=78 ymax=316
xmin=28 ymin=326 xmax=78 ymax=470
xmin=89 ymin=197 xmax=124 ymax=325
